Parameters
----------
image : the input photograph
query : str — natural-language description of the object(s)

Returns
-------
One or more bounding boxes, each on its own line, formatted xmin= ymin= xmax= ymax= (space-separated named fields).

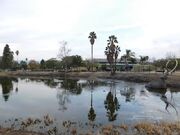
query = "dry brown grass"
xmin=1 ymin=121 xmax=180 ymax=135
xmin=134 ymin=122 xmax=180 ymax=135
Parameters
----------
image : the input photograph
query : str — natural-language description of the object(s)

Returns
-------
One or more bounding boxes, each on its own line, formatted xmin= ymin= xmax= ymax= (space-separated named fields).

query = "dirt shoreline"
xmin=1 ymin=71 xmax=180 ymax=88
xmin=1 ymin=121 xmax=180 ymax=135
xmin=0 ymin=128 xmax=44 ymax=135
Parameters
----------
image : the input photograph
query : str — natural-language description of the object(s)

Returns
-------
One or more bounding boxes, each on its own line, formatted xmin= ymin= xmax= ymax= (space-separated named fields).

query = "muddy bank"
xmin=1 ymin=121 xmax=180 ymax=135
xmin=0 ymin=128 xmax=43 ymax=135
xmin=1 ymin=71 xmax=180 ymax=88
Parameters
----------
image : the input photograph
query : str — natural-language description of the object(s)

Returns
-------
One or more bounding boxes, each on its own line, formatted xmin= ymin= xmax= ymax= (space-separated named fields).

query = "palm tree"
xmin=139 ymin=56 xmax=149 ymax=71
xmin=15 ymin=50 xmax=19 ymax=62
xmin=121 ymin=49 xmax=135 ymax=71
xmin=88 ymin=32 xmax=97 ymax=71
xmin=105 ymin=35 xmax=120 ymax=74
xmin=25 ymin=58 xmax=28 ymax=64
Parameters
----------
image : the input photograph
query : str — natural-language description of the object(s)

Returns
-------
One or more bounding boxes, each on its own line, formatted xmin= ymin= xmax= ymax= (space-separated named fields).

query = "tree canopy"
xmin=88 ymin=31 xmax=97 ymax=46
xmin=61 ymin=55 xmax=83 ymax=70
xmin=40 ymin=59 xmax=46 ymax=69
xmin=121 ymin=49 xmax=136 ymax=71
xmin=139 ymin=56 xmax=149 ymax=64
xmin=19 ymin=60 xmax=28 ymax=70
xmin=28 ymin=60 xmax=40 ymax=70
xmin=105 ymin=35 xmax=121 ymax=74
xmin=45 ymin=59 xmax=59 ymax=69
xmin=1 ymin=44 xmax=14 ymax=69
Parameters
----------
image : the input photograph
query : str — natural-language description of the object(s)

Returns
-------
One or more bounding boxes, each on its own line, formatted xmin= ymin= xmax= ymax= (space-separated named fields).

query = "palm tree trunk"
xmin=17 ymin=55 xmax=18 ymax=63
xmin=125 ymin=58 xmax=128 ymax=72
xmin=110 ymin=63 xmax=113 ymax=75
xmin=91 ymin=90 xmax=93 ymax=107
xmin=114 ymin=60 xmax=116 ymax=74
xmin=17 ymin=55 xmax=19 ymax=70
xmin=91 ymin=45 xmax=93 ymax=72
xmin=114 ymin=58 xmax=117 ymax=74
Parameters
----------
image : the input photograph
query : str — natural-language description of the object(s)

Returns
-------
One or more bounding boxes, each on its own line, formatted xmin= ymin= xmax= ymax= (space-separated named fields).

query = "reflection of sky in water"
xmin=0 ymin=78 xmax=180 ymax=127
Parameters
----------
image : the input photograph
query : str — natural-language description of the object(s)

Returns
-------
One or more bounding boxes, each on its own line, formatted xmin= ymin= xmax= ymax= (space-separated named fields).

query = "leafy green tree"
xmin=83 ymin=60 xmax=91 ymax=71
xmin=58 ymin=41 xmax=71 ymax=72
xmin=2 ymin=44 xmax=14 ymax=69
xmin=12 ymin=61 xmax=19 ymax=70
xmin=28 ymin=60 xmax=40 ymax=70
xmin=105 ymin=35 xmax=121 ymax=75
xmin=19 ymin=60 xmax=27 ymax=70
xmin=45 ymin=59 xmax=58 ymax=69
xmin=40 ymin=59 xmax=46 ymax=69
xmin=61 ymin=56 xmax=73 ymax=70
xmin=101 ymin=64 xmax=107 ymax=71
xmin=60 ymin=55 xmax=83 ymax=71
xmin=72 ymin=55 xmax=83 ymax=71
xmin=88 ymin=31 xmax=97 ymax=71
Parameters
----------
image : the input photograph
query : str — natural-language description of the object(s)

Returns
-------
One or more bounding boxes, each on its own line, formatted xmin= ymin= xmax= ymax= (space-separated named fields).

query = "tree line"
xmin=0 ymin=32 xmax=179 ymax=73
xmin=0 ymin=44 xmax=85 ymax=71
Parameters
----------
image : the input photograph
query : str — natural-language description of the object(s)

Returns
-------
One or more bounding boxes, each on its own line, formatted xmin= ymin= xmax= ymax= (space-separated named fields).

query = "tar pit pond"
xmin=0 ymin=77 xmax=180 ymax=134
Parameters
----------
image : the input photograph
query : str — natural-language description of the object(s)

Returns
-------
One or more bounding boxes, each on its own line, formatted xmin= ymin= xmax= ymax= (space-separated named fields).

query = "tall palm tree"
xmin=15 ymin=50 xmax=19 ymax=63
xmin=107 ymin=35 xmax=118 ymax=44
xmin=88 ymin=32 xmax=97 ymax=71
xmin=105 ymin=35 xmax=120 ymax=74
xmin=139 ymin=56 xmax=149 ymax=72
xmin=121 ymin=49 xmax=135 ymax=71
xmin=25 ymin=58 xmax=28 ymax=64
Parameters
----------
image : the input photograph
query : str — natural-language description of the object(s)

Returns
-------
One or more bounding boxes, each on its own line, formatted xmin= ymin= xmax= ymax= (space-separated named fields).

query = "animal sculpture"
xmin=145 ymin=59 xmax=178 ymax=89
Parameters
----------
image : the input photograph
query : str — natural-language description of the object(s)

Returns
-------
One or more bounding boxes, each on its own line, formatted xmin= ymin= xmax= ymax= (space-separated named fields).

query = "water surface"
xmin=0 ymin=77 xmax=180 ymax=133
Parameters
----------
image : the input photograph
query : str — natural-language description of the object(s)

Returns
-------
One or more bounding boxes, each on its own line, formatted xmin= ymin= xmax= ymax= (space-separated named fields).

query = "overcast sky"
xmin=0 ymin=0 xmax=180 ymax=61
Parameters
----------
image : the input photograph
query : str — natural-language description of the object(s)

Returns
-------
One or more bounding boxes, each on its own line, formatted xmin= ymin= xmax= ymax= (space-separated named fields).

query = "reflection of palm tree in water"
xmin=160 ymin=94 xmax=178 ymax=115
xmin=88 ymin=80 xmax=96 ymax=121
xmin=104 ymin=82 xmax=120 ymax=121
xmin=120 ymin=87 xmax=135 ymax=102
xmin=88 ymin=90 xmax=96 ymax=121
xmin=15 ymin=79 xmax=19 ymax=93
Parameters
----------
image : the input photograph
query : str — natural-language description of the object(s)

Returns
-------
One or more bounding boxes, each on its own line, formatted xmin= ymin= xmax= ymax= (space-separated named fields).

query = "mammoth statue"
xmin=145 ymin=59 xmax=178 ymax=90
